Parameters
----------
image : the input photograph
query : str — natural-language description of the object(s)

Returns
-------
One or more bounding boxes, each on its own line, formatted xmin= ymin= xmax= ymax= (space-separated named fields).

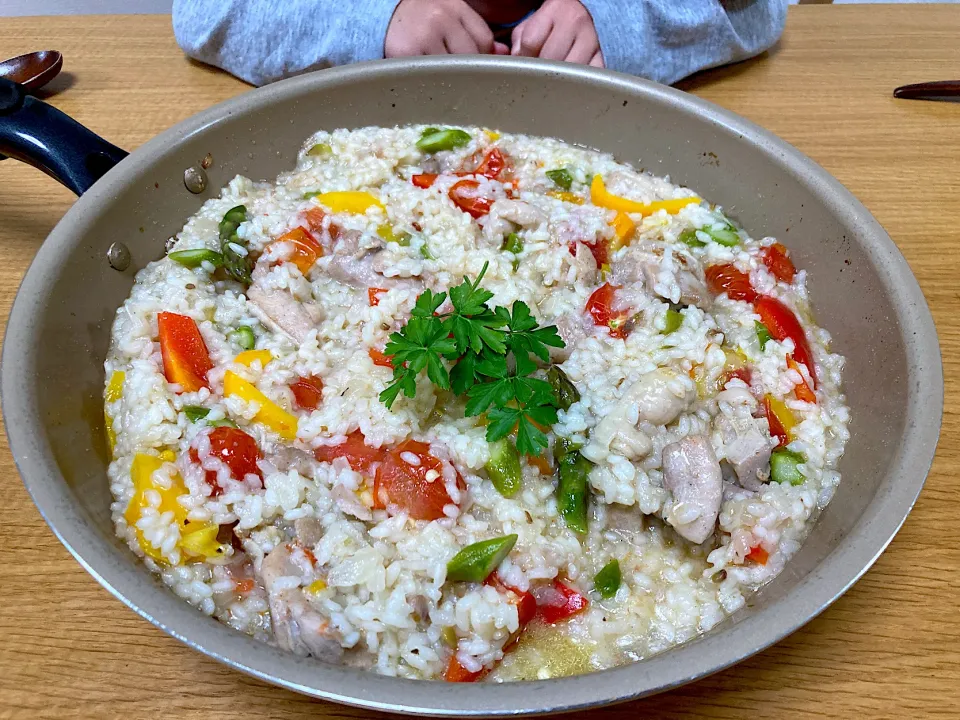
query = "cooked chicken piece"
xmin=583 ymin=368 xmax=694 ymax=462
xmin=661 ymin=435 xmax=723 ymax=544
xmin=716 ymin=414 xmax=774 ymax=491
xmin=259 ymin=544 xmax=342 ymax=663
xmin=549 ymin=312 xmax=591 ymax=362
xmin=482 ymin=199 xmax=547 ymax=243
xmin=293 ymin=517 xmax=324 ymax=548
xmin=612 ymin=245 xmax=711 ymax=309
xmin=605 ymin=504 xmax=645 ymax=543
xmin=247 ymin=284 xmax=322 ymax=343
xmin=268 ymin=446 xmax=317 ymax=475
xmin=570 ymin=241 xmax=599 ymax=285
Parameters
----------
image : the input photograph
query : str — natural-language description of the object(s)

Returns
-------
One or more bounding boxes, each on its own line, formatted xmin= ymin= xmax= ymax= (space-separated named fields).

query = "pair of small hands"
xmin=385 ymin=0 xmax=604 ymax=67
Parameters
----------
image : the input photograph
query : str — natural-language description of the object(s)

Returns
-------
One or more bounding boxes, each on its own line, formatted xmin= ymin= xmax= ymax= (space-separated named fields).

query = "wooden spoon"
xmin=0 ymin=50 xmax=63 ymax=92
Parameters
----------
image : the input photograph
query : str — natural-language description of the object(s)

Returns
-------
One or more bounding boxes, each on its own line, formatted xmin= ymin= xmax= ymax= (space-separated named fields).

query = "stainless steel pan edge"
xmin=1 ymin=57 xmax=942 ymax=715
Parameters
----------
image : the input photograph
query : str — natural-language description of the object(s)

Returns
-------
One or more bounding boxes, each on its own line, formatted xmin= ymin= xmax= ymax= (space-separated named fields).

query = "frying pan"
xmin=0 ymin=57 xmax=942 ymax=715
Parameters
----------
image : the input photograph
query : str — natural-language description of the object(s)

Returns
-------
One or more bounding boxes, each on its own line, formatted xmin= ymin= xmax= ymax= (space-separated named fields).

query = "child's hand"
xmin=511 ymin=0 xmax=604 ymax=67
xmin=385 ymin=0 xmax=510 ymax=57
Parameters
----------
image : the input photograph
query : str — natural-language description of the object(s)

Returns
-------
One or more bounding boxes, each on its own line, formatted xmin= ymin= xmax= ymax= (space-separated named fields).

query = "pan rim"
xmin=1 ymin=56 xmax=943 ymax=716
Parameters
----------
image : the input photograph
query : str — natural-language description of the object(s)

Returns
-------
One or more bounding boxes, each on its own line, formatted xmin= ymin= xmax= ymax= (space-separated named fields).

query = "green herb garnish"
xmin=379 ymin=262 xmax=564 ymax=455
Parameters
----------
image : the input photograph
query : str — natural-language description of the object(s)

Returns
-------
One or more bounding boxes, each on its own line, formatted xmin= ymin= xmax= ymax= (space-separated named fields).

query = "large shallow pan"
xmin=0 ymin=57 xmax=942 ymax=715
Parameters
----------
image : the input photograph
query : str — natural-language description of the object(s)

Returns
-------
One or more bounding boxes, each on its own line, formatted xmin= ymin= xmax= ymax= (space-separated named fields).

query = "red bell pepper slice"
xmin=746 ymin=545 xmax=769 ymax=565
xmin=271 ymin=226 xmax=323 ymax=275
xmin=369 ymin=348 xmax=394 ymax=368
xmin=368 ymin=287 xmax=388 ymax=306
xmin=444 ymin=655 xmax=487 ymax=683
xmin=412 ymin=174 xmax=438 ymax=189
xmin=755 ymin=296 xmax=817 ymax=388
xmin=157 ymin=312 xmax=213 ymax=392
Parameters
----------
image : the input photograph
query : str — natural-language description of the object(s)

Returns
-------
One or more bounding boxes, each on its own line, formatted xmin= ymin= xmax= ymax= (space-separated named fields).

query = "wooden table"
xmin=1 ymin=6 xmax=958 ymax=718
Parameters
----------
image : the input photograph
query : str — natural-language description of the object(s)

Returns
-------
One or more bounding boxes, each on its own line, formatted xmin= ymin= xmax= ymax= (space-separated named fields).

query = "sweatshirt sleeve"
xmin=172 ymin=0 xmax=402 ymax=86
xmin=579 ymin=0 xmax=787 ymax=85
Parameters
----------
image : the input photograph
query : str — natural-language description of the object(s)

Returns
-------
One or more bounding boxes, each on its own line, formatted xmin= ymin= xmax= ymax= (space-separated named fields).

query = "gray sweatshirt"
xmin=172 ymin=0 xmax=787 ymax=88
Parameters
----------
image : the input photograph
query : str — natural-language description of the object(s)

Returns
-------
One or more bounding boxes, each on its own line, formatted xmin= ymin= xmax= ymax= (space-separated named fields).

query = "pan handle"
xmin=0 ymin=78 xmax=128 ymax=196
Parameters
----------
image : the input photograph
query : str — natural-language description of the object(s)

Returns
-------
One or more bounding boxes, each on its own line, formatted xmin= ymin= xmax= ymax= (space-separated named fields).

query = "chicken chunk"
xmin=482 ymin=199 xmax=547 ymax=243
xmin=613 ymin=244 xmax=711 ymax=309
xmin=716 ymin=414 xmax=774 ymax=491
xmin=259 ymin=544 xmax=342 ymax=663
xmin=247 ymin=284 xmax=322 ymax=344
xmin=661 ymin=435 xmax=723 ymax=544
xmin=583 ymin=368 xmax=694 ymax=463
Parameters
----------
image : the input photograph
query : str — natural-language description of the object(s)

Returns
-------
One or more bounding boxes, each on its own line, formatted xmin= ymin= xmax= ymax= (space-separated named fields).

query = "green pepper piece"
xmin=485 ymin=438 xmax=522 ymax=497
xmin=302 ymin=191 xmax=322 ymax=199
xmin=208 ymin=417 xmax=239 ymax=429
xmin=229 ymin=326 xmax=256 ymax=350
xmin=546 ymin=168 xmax=574 ymax=191
xmin=594 ymin=559 xmax=621 ymax=599
xmin=183 ymin=405 xmax=210 ymax=423
xmin=420 ymin=242 xmax=435 ymax=260
xmin=770 ymin=448 xmax=805 ymax=486
xmin=706 ymin=222 xmax=740 ymax=247
xmin=679 ymin=228 xmax=707 ymax=248
xmin=502 ymin=232 xmax=524 ymax=255
xmin=547 ymin=367 xmax=580 ymax=411
xmin=306 ymin=142 xmax=332 ymax=157
xmin=446 ymin=534 xmax=518 ymax=583
xmin=168 ymin=248 xmax=224 ymax=269
xmin=218 ymin=205 xmax=253 ymax=285
xmin=377 ymin=224 xmax=412 ymax=247
xmin=557 ymin=449 xmax=591 ymax=534
xmin=555 ymin=436 xmax=581 ymax=463
xmin=663 ymin=308 xmax=683 ymax=335
xmin=416 ymin=128 xmax=471 ymax=153
xmin=756 ymin=321 xmax=772 ymax=350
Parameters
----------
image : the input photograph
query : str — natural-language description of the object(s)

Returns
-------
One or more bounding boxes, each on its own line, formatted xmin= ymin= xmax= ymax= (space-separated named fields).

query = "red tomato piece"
xmin=368 ymin=287 xmax=388 ymax=306
xmin=786 ymin=357 xmax=817 ymax=403
xmin=720 ymin=367 xmax=752 ymax=388
xmin=761 ymin=243 xmax=797 ymax=283
xmin=271 ymin=226 xmax=323 ymax=275
xmin=374 ymin=440 xmax=454 ymax=520
xmin=313 ymin=430 xmax=385 ymax=474
xmin=474 ymin=148 xmax=507 ymax=179
xmin=763 ymin=395 xmax=790 ymax=447
xmin=444 ymin=654 xmax=487 ymax=683
xmin=746 ymin=545 xmax=769 ymax=565
xmin=412 ymin=173 xmax=438 ymax=189
xmin=487 ymin=573 xmax=538 ymax=629
xmin=304 ymin=206 xmax=326 ymax=234
xmin=705 ymin=264 xmax=758 ymax=303
xmin=448 ymin=179 xmax=493 ymax=219
xmin=191 ymin=426 xmax=264 ymax=495
xmin=568 ymin=240 xmax=609 ymax=269
xmin=289 ymin=375 xmax=324 ymax=410
xmin=585 ymin=283 xmax=629 ymax=339
xmin=369 ymin=348 xmax=394 ymax=368
xmin=534 ymin=579 xmax=589 ymax=624
xmin=157 ymin=312 xmax=213 ymax=392
xmin=754 ymin=296 xmax=817 ymax=388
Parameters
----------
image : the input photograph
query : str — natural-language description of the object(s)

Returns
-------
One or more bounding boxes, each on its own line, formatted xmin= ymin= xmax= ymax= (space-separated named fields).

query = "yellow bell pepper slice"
xmin=765 ymin=394 xmax=797 ymax=437
xmin=547 ymin=191 xmax=584 ymax=205
xmin=312 ymin=191 xmax=384 ymax=214
xmin=306 ymin=579 xmax=327 ymax=594
xmin=591 ymin=175 xmax=700 ymax=216
xmin=234 ymin=349 xmax=273 ymax=368
xmin=223 ymin=370 xmax=298 ymax=440
xmin=104 ymin=371 xmax=125 ymax=454
xmin=180 ymin=523 xmax=224 ymax=560
xmin=125 ymin=453 xmax=189 ymax=562
xmin=609 ymin=211 xmax=636 ymax=251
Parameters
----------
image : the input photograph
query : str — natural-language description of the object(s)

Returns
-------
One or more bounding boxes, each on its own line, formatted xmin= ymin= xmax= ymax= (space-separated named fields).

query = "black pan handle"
xmin=0 ymin=78 xmax=128 ymax=196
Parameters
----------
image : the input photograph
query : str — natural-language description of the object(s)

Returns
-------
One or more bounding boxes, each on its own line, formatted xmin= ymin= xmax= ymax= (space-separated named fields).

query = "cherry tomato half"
xmin=534 ymin=579 xmax=589 ymax=624
xmin=754 ymin=296 xmax=817 ymax=388
xmin=289 ymin=375 xmax=324 ymax=410
xmin=585 ymin=283 xmax=628 ymax=339
xmin=705 ymin=264 xmax=757 ymax=303
xmin=313 ymin=430 xmax=385 ymax=474
xmin=448 ymin=179 xmax=493 ymax=219
xmin=191 ymin=426 xmax=263 ymax=495
xmin=374 ymin=440 xmax=454 ymax=520
xmin=761 ymin=243 xmax=797 ymax=283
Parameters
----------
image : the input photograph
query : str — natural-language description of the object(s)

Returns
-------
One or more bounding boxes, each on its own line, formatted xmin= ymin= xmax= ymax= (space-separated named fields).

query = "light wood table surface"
xmin=1 ymin=6 xmax=958 ymax=718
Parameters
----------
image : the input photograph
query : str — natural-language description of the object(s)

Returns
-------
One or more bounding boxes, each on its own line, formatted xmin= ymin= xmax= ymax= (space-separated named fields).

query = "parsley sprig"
xmin=379 ymin=263 xmax=565 ymax=454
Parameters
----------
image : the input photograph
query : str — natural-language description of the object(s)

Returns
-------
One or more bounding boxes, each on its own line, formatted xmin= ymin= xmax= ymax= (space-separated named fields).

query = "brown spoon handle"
xmin=893 ymin=81 xmax=960 ymax=100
